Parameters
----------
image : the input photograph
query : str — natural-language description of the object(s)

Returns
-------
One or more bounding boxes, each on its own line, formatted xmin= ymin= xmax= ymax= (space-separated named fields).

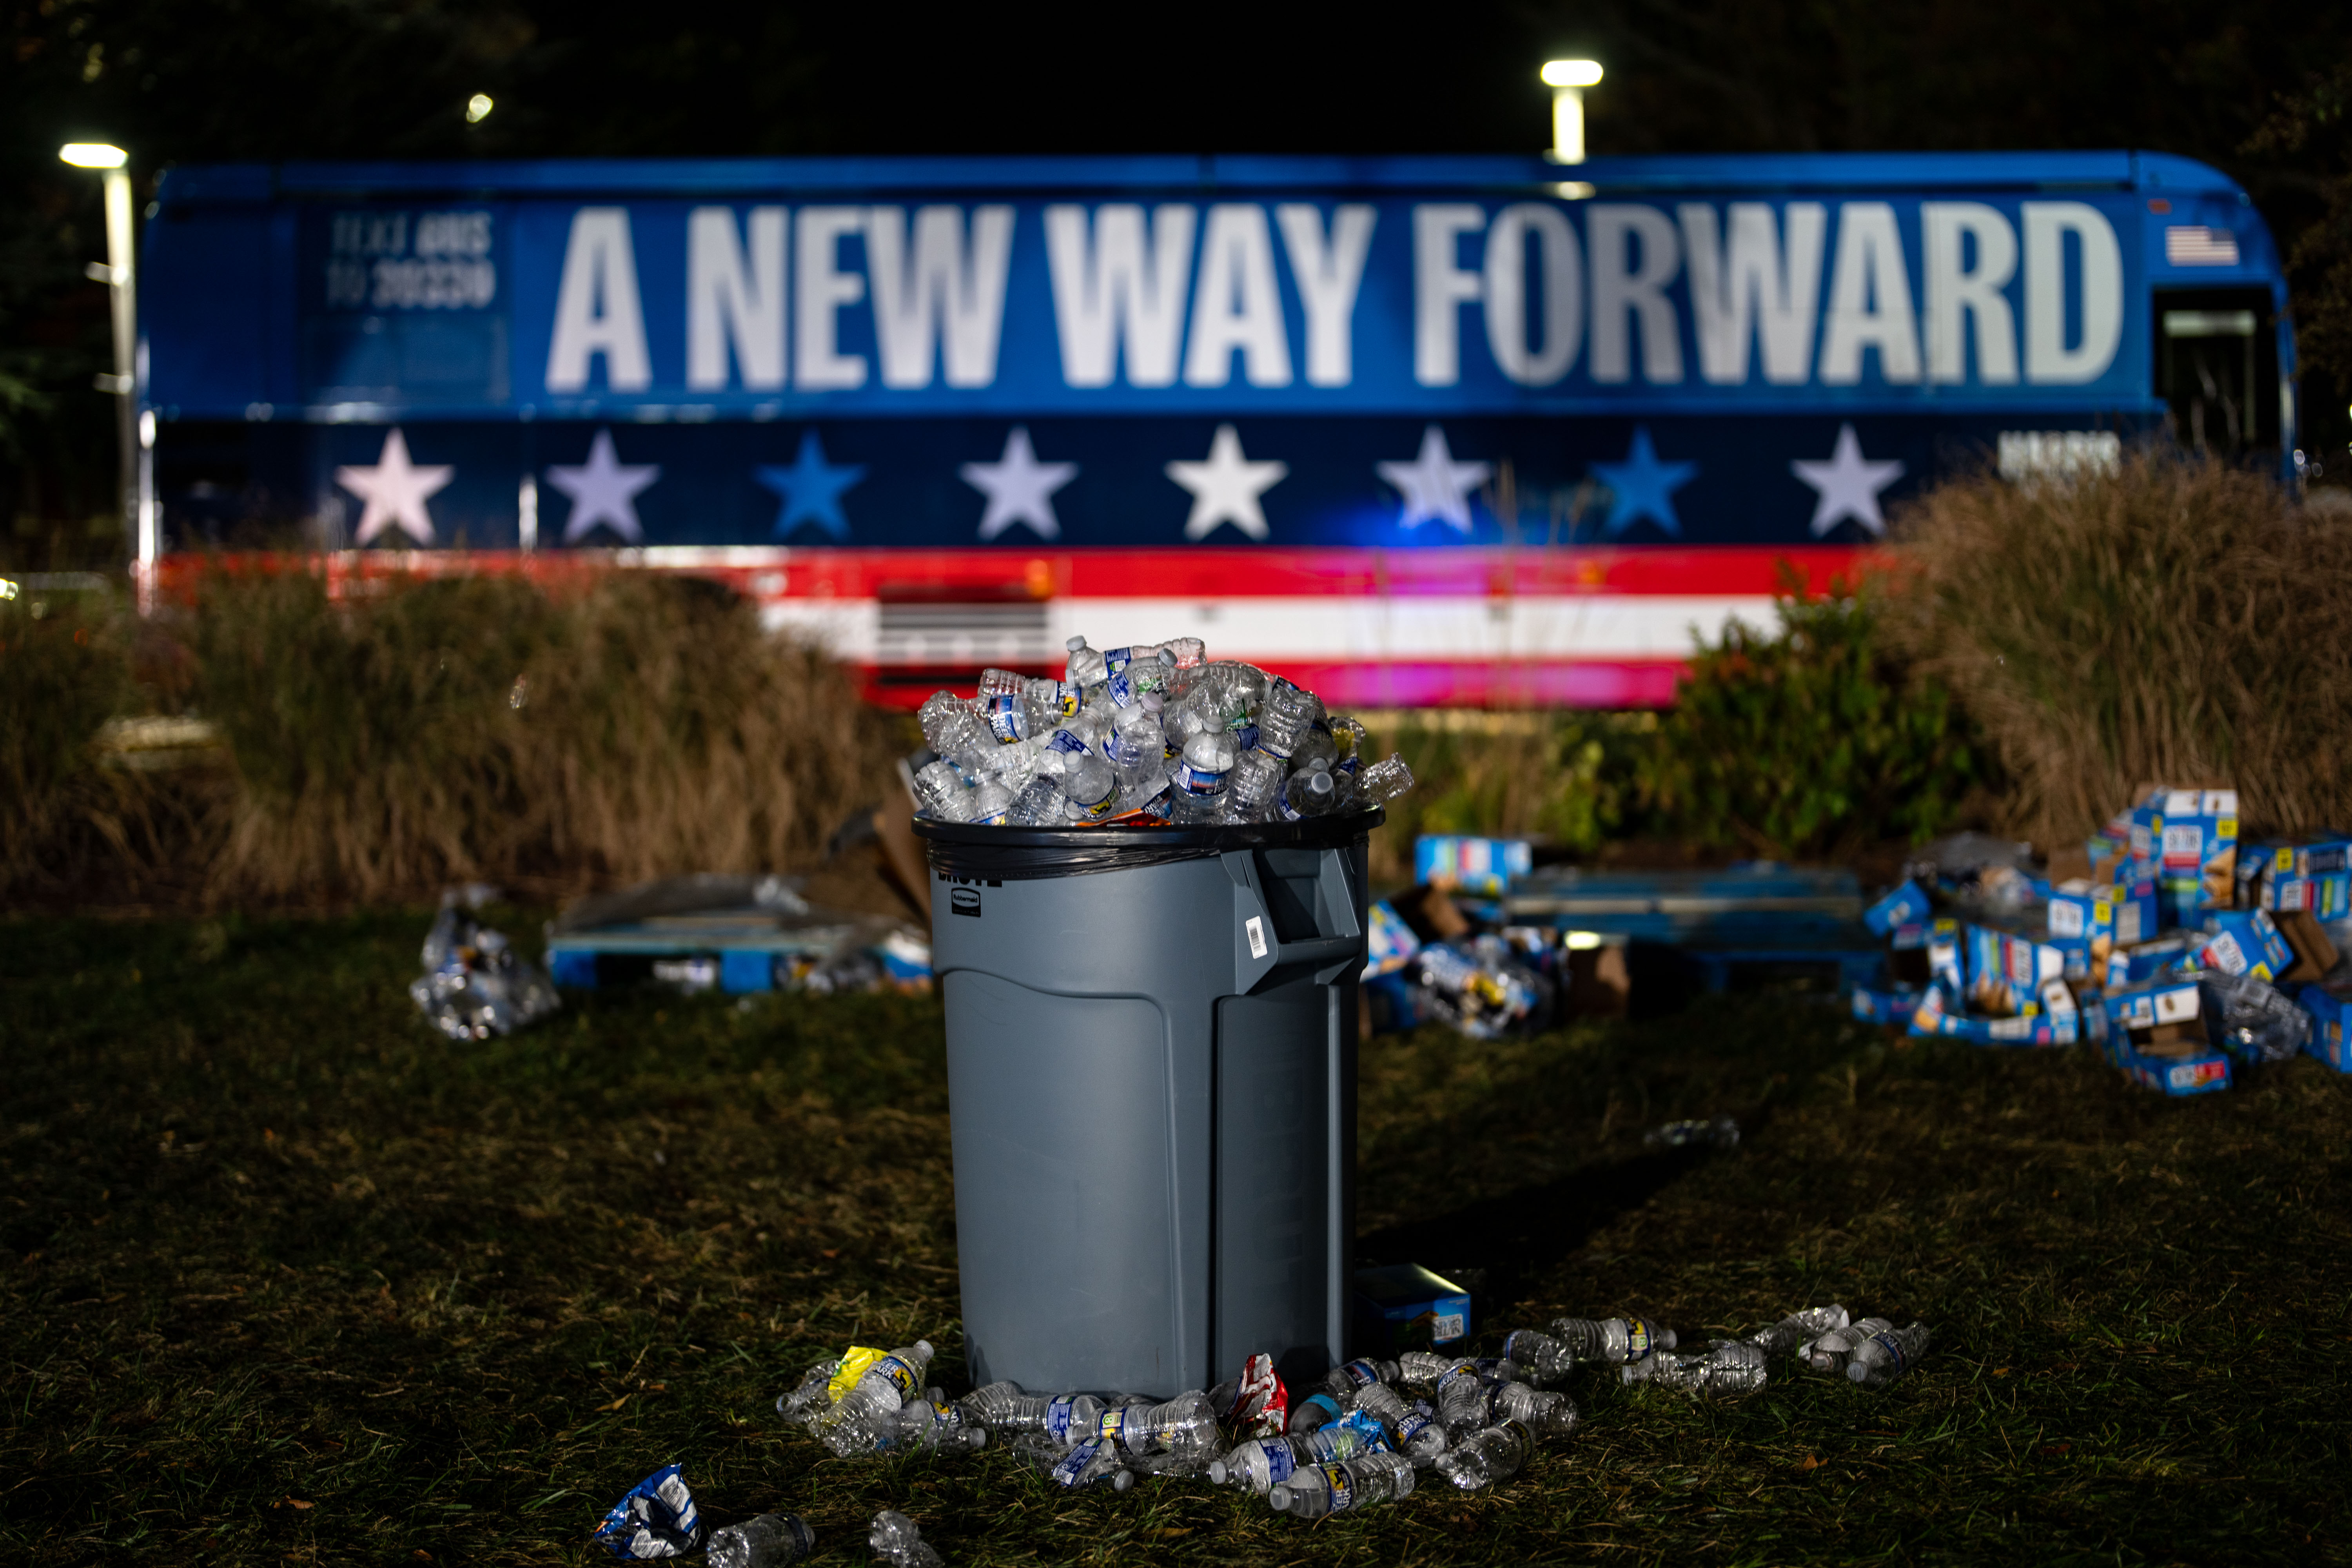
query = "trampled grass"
xmin=4 ymin=911 xmax=2349 ymax=1565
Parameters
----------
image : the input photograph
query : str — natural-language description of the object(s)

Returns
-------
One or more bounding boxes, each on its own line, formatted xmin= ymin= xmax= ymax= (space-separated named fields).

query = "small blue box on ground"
xmin=1353 ymin=1263 xmax=1472 ymax=1354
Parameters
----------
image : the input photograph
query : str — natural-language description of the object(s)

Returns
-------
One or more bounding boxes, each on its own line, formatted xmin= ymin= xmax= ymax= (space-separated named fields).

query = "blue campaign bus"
xmin=141 ymin=150 xmax=2294 ymax=707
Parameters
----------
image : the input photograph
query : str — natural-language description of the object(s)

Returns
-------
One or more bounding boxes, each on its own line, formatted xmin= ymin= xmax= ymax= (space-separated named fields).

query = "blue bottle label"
xmin=1261 ymin=1441 xmax=1297 ymax=1484
xmin=1234 ymin=722 xmax=1260 ymax=752
xmin=1175 ymin=761 xmax=1228 ymax=797
xmin=1044 ymin=1397 xmax=1077 ymax=1443
xmin=1049 ymin=1439 xmax=1100 ymax=1486
xmin=1869 ymin=1331 xmax=1908 ymax=1373
xmin=984 ymin=694 xmax=1029 ymax=742
xmin=1320 ymin=1463 xmax=1354 ymax=1513
xmin=1047 ymin=728 xmax=1089 ymax=755
xmin=1105 ymin=669 xmax=1136 ymax=708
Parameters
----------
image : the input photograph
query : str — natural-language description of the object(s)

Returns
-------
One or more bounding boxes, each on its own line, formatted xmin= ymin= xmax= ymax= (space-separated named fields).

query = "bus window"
xmin=2154 ymin=287 xmax=2278 ymax=463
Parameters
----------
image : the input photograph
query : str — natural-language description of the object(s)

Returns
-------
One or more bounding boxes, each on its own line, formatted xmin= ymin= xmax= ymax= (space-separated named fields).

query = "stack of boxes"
xmin=1853 ymin=786 xmax=2352 ymax=1094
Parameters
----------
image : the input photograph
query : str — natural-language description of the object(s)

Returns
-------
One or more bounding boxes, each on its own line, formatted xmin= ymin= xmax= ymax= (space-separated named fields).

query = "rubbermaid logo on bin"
xmin=1245 ymin=916 xmax=1268 ymax=958
xmin=951 ymin=887 xmax=982 ymax=917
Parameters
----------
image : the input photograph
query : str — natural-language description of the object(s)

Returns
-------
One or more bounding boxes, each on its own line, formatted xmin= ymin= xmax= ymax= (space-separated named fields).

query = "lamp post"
xmin=1541 ymin=60 xmax=1604 ymax=163
xmin=59 ymin=142 xmax=147 ymax=579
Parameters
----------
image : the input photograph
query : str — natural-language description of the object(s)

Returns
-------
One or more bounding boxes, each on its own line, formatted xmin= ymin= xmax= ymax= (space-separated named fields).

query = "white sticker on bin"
xmin=1245 ymin=916 xmax=1269 ymax=959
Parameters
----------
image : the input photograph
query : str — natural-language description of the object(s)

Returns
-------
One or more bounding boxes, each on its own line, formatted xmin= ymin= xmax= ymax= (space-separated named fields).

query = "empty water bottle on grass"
xmin=1350 ymin=1382 xmax=1448 ymax=1466
xmin=897 ymin=1394 xmax=989 ymax=1453
xmin=1847 ymin=1322 xmax=1933 ymax=1387
xmin=1491 ymin=1381 xmax=1581 ymax=1434
xmin=1628 ymin=1340 xmax=1768 ymax=1397
xmin=1804 ymin=1317 xmax=1893 ymax=1376
xmin=958 ymin=1383 xmax=1102 ymax=1446
xmin=869 ymin=1510 xmax=942 ymax=1568
xmin=1095 ymin=1390 xmax=1219 ymax=1463
xmin=1434 ymin=1422 xmax=1534 ymax=1491
xmin=1746 ymin=1305 xmax=1849 ymax=1358
xmin=707 ymin=1514 xmax=815 ymax=1568
xmin=1270 ymin=1452 xmax=1416 ymax=1518
xmin=815 ymin=1340 xmax=933 ymax=1455
xmin=1041 ymin=1435 xmax=1134 ymax=1491
xmin=1547 ymin=1314 xmax=1677 ymax=1367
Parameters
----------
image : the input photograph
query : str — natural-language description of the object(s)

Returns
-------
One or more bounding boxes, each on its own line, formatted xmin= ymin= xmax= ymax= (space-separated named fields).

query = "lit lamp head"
xmin=59 ymin=142 xmax=129 ymax=169
xmin=1539 ymin=60 xmax=1603 ymax=164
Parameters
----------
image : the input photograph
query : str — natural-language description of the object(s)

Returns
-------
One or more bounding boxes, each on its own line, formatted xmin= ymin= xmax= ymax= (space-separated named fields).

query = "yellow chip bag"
xmin=828 ymin=1346 xmax=886 ymax=1402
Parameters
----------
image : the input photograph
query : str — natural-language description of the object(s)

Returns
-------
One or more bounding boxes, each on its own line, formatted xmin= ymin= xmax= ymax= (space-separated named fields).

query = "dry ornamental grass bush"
xmin=1881 ymin=453 xmax=2352 ymax=848
xmin=186 ymin=567 xmax=898 ymax=904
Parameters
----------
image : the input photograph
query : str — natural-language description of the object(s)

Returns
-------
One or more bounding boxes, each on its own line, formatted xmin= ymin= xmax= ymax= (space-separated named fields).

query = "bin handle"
xmin=1224 ymin=848 xmax=1363 ymax=993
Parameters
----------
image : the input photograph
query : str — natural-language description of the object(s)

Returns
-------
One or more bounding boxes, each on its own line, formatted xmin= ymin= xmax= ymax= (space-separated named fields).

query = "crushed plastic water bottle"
xmin=910 ymin=636 xmax=1417 ymax=829
xmin=1545 ymin=1314 xmax=1677 ymax=1367
xmin=1490 ymin=1380 xmax=1581 ymax=1434
xmin=592 ymin=1464 xmax=702 ymax=1559
xmin=869 ymin=1510 xmax=943 ymax=1568
xmin=1643 ymin=1115 xmax=1741 ymax=1151
xmin=1269 ymin=1452 xmax=1416 ymax=1518
xmin=2200 ymin=972 xmax=2311 ymax=1063
xmin=706 ymin=1514 xmax=815 ymax=1568
xmin=1038 ymin=1434 xmax=1135 ymax=1491
xmin=897 ymin=1392 xmax=990 ymax=1454
xmin=1846 ymin=1321 xmax=1933 ymax=1387
xmin=1626 ymin=1340 xmax=1768 ymax=1397
xmin=1804 ymin=1316 xmax=1894 ymax=1376
xmin=1414 ymin=936 xmax=1552 ymax=1040
xmin=1286 ymin=1390 xmax=1345 ymax=1434
xmin=1745 ymin=1305 xmax=1850 ymax=1358
xmin=813 ymin=1339 xmax=933 ymax=1455
xmin=1094 ymin=1391 xmax=1219 ymax=1466
xmin=1433 ymin=1421 xmax=1534 ymax=1491
xmin=410 ymin=894 xmax=559 ymax=1041
xmin=1349 ymin=1382 xmax=1448 ymax=1466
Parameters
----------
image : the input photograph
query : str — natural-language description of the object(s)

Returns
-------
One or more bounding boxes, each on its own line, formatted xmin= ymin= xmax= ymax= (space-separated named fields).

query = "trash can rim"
xmin=912 ymin=807 xmax=1385 ymax=852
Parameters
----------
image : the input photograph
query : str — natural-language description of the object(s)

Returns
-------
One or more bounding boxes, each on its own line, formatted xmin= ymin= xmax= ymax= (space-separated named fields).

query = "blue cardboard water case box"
xmin=2297 ymin=981 xmax=2352 ymax=1073
xmin=1354 ymin=1263 xmax=1472 ymax=1353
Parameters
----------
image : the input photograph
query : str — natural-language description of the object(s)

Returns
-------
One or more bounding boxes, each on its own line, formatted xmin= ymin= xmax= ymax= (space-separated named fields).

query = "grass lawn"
xmin=4 ymin=907 xmax=2349 ymax=1566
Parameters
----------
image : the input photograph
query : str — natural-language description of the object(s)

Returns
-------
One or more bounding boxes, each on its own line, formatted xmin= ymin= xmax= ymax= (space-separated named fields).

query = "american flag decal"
xmin=2165 ymin=226 xmax=2240 ymax=266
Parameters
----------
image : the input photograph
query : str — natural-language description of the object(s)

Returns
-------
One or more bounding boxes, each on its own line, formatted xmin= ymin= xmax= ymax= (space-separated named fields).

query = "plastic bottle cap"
xmin=1207 ymin=1461 xmax=1228 ymax=1484
xmin=1066 ymin=635 xmax=1086 ymax=651
xmin=1269 ymin=1485 xmax=1292 ymax=1510
xmin=1846 ymin=1363 xmax=1869 ymax=1382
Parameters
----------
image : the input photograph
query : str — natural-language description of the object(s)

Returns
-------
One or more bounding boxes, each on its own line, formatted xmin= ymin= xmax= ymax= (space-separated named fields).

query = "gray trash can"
xmin=916 ymin=810 xmax=1381 ymax=1400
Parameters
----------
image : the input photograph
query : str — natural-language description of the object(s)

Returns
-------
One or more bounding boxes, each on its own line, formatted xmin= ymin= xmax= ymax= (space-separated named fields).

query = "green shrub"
xmin=1882 ymin=452 xmax=2352 ymax=845
xmin=1637 ymin=573 xmax=1987 ymax=858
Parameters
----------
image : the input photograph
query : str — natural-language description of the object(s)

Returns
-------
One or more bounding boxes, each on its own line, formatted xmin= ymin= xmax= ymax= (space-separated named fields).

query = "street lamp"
xmin=59 ymin=142 xmax=148 ymax=577
xmin=1541 ymin=59 xmax=1604 ymax=163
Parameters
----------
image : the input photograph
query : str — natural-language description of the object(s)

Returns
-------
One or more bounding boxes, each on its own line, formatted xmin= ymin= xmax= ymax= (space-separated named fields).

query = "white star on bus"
xmin=961 ymin=426 xmax=1078 ymax=541
xmin=1166 ymin=424 xmax=1286 ymax=542
xmin=546 ymin=428 xmax=661 ymax=545
xmin=1791 ymin=424 xmax=1906 ymax=537
xmin=1376 ymin=424 xmax=1491 ymax=534
xmin=334 ymin=428 xmax=452 ymax=548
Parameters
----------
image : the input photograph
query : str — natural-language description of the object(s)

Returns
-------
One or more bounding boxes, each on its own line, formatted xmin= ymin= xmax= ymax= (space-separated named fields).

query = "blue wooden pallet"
xmin=1484 ymin=863 xmax=1882 ymax=993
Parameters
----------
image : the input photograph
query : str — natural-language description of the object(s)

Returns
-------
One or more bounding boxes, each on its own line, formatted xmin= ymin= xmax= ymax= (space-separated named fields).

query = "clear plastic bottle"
xmin=1209 ymin=1436 xmax=1307 ymax=1494
xmin=911 ymin=759 xmax=975 ymax=823
xmin=1168 ymin=730 xmax=1237 ymax=824
xmin=1105 ymin=705 xmax=1164 ymax=772
xmin=896 ymin=1395 xmax=990 ymax=1454
xmin=1431 ymin=1360 xmax=1494 ymax=1438
xmin=1043 ymin=1435 xmax=1134 ymax=1491
xmin=1064 ymin=635 xmax=1109 ymax=693
xmin=1351 ymin=1382 xmax=1448 ymax=1466
xmin=1005 ymin=774 xmax=1070 ymax=827
xmin=1323 ymin=1357 xmax=1400 ymax=1401
xmin=976 ymin=667 xmax=1028 ymax=699
xmin=1295 ymin=1410 xmax=1388 ymax=1465
xmin=774 ymin=1359 xmax=837 ymax=1425
xmin=869 ymin=1510 xmax=942 ymax=1568
xmin=1057 ymin=755 xmax=1120 ymax=821
xmin=1290 ymin=720 xmax=1339 ymax=776
xmin=708 ymin=1512 xmax=815 ymax=1568
xmin=1490 ymin=1381 xmax=1581 ymax=1436
xmin=957 ymin=1383 xmax=1103 ymax=1446
xmin=1255 ymin=679 xmax=1326 ymax=760
xmin=1498 ymin=1330 xmax=1577 ymax=1387
xmin=1546 ymin=1314 xmax=1677 ymax=1367
xmin=1279 ymin=766 xmax=1340 ymax=819
xmin=1222 ymin=748 xmax=1287 ymax=823
xmin=1351 ymin=754 xmax=1416 ymax=807
xmin=1286 ymin=1391 xmax=1345 ymax=1434
xmin=1162 ymin=636 xmax=1207 ymax=671
xmin=1745 ymin=1305 xmax=1849 ymax=1359
xmin=916 ymin=692 xmax=993 ymax=775
xmin=1269 ymin=1452 xmax=1415 ymax=1519
xmin=1627 ymin=1341 xmax=1767 ymax=1397
xmin=967 ymin=779 xmax=1013 ymax=825
xmin=814 ymin=1341 xmax=933 ymax=1455
xmin=1093 ymin=1391 xmax=1218 ymax=1461
xmin=1846 ymin=1322 xmax=1932 ymax=1387
xmin=1433 ymin=1421 xmax=1534 ymax=1491
xmin=1804 ymin=1316 xmax=1893 ymax=1376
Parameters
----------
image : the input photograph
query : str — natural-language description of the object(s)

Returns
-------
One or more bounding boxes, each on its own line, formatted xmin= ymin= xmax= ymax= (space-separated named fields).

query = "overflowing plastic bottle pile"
xmin=589 ymin=1307 xmax=1932 ymax=1559
xmin=910 ymin=636 xmax=1416 ymax=827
